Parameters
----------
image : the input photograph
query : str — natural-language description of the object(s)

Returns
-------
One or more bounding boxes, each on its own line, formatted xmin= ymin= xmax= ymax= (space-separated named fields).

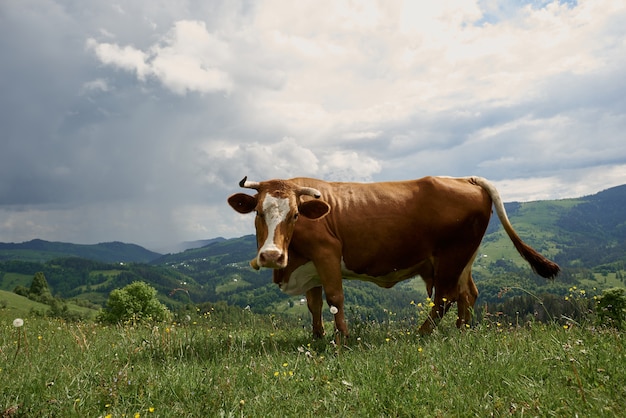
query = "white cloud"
xmin=1 ymin=0 xmax=626 ymax=247
xmin=87 ymin=20 xmax=234 ymax=94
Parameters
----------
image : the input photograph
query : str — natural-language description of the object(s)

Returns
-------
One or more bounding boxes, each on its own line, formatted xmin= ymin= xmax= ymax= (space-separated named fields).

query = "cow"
xmin=228 ymin=176 xmax=560 ymax=339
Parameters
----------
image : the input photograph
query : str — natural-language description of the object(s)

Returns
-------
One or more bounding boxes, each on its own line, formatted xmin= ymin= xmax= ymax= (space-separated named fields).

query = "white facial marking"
xmin=258 ymin=194 xmax=291 ymax=255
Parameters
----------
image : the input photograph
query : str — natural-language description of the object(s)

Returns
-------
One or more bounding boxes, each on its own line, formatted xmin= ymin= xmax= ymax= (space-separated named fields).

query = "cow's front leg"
xmin=327 ymin=290 xmax=347 ymax=340
xmin=418 ymin=294 xmax=453 ymax=335
xmin=313 ymin=254 xmax=349 ymax=340
xmin=306 ymin=286 xmax=324 ymax=338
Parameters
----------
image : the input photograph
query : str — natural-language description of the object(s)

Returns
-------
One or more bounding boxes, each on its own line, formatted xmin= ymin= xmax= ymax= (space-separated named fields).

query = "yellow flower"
xmin=274 ymin=371 xmax=279 ymax=377
xmin=418 ymin=347 xmax=423 ymax=352
xmin=563 ymin=325 xmax=569 ymax=330
xmin=148 ymin=407 xmax=155 ymax=413
xmin=417 ymin=302 xmax=423 ymax=308
xmin=282 ymin=362 xmax=288 ymax=367
xmin=135 ymin=413 xmax=140 ymax=418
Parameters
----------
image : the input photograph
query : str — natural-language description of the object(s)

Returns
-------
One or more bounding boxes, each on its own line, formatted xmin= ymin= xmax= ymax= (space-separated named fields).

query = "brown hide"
xmin=228 ymin=175 xmax=560 ymax=338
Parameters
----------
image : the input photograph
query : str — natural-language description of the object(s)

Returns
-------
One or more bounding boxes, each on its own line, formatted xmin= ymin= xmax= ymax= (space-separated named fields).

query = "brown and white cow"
xmin=228 ymin=176 xmax=560 ymax=338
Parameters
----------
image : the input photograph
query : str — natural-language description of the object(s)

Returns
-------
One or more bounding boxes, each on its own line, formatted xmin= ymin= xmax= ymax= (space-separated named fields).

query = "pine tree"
xmin=29 ymin=272 xmax=53 ymax=303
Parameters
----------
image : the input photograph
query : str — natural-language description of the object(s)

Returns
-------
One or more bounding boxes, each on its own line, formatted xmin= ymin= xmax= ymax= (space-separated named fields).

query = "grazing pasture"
xmin=1 ymin=307 xmax=624 ymax=417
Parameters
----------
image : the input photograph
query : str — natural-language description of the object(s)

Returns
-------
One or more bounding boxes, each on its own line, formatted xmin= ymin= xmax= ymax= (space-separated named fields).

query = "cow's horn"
xmin=239 ymin=176 xmax=260 ymax=190
xmin=298 ymin=186 xmax=322 ymax=199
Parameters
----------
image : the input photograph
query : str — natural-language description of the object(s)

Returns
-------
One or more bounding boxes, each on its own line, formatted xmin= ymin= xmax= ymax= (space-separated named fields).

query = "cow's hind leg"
xmin=456 ymin=274 xmax=478 ymax=329
xmin=306 ymin=286 xmax=325 ymax=338
xmin=418 ymin=251 xmax=476 ymax=335
xmin=456 ymin=256 xmax=479 ymax=329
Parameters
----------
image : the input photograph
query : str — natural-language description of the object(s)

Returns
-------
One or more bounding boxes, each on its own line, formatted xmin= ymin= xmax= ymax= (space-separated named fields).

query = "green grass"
xmin=1 ymin=309 xmax=624 ymax=417
xmin=0 ymin=290 xmax=99 ymax=320
xmin=0 ymin=272 xmax=32 ymax=292
xmin=0 ymin=290 xmax=51 ymax=315
xmin=215 ymin=276 xmax=252 ymax=294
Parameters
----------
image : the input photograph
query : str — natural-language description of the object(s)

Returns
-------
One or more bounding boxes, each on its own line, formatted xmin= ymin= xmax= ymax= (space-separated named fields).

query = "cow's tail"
xmin=471 ymin=177 xmax=560 ymax=279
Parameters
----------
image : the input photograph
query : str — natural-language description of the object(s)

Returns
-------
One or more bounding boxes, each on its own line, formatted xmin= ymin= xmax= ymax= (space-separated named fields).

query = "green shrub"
xmin=596 ymin=287 xmax=626 ymax=329
xmin=98 ymin=281 xmax=171 ymax=324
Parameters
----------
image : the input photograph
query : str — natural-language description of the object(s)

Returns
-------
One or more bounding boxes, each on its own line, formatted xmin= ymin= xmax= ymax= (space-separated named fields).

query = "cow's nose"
xmin=259 ymin=250 xmax=285 ymax=268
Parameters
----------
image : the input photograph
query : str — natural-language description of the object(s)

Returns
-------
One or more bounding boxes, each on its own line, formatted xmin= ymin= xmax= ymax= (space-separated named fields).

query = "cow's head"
xmin=228 ymin=177 xmax=330 ymax=269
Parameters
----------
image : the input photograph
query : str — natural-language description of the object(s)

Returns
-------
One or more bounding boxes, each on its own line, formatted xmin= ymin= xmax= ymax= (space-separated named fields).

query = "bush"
xmin=596 ymin=287 xmax=626 ymax=329
xmin=98 ymin=281 xmax=171 ymax=324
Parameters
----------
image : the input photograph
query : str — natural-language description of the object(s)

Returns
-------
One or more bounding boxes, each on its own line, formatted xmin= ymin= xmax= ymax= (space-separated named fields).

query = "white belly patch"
xmin=279 ymin=259 xmax=419 ymax=296
xmin=279 ymin=262 xmax=321 ymax=296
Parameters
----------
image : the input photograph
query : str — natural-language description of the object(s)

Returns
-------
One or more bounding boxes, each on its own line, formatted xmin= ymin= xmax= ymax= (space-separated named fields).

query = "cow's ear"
xmin=299 ymin=199 xmax=330 ymax=220
xmin=228 ymin=193 xmax=257 ymax=214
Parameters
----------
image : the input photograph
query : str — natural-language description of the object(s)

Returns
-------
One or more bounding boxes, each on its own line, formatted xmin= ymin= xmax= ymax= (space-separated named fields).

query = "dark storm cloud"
xmin=1 ymin=0 xmax=625 ymax=249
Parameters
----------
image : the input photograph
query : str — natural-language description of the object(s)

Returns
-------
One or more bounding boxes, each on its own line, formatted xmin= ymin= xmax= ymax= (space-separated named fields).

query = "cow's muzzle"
xmin=258 ymin=250 xmax=287 ymax=269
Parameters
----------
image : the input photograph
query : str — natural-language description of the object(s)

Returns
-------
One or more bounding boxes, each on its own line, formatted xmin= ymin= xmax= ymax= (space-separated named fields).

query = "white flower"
xmin=13 ymin=318 xmax=24 ymax=327
xmin=329 ymin=306 xmax=338 ymax=315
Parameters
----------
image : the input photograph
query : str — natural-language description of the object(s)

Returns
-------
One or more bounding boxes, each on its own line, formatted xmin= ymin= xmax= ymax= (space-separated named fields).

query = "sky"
xmin=1 ymin=0 xmax=625 ymax=252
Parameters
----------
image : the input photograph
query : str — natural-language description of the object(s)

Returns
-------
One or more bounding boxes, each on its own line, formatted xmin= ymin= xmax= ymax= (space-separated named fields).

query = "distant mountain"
xmin=0 ymin=239 xmax=162 ymax=263
xmin=157 ymin=237 xmax=228 ymax=254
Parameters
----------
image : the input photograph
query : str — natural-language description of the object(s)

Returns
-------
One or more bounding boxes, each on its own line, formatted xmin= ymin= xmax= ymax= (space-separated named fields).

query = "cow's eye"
xmin=294 ymin=213 xmax=299 ymax=220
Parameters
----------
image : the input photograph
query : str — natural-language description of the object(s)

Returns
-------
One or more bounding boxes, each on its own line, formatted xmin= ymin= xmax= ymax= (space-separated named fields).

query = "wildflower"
xmin=274 ymin=371 xmax=280 ymax=377
xmin=148 ymin=407 xmax=155 ymax=413
xmin=563 ymin=324 xmax=569 ymax=330
xmin=13 ymin=318 xmax=24 ymax=328
xmin=417 ymin=302 xmax=423 ymax=308
xmin=418 ymin=347 xmax=423 ymax=352
xmin=135 ymin=413 xmax=140 ymax=418
xmin=410 ymin=300 xmax=415 ymax=305
xmin=282 ymin=362 xmax=288 ymax=367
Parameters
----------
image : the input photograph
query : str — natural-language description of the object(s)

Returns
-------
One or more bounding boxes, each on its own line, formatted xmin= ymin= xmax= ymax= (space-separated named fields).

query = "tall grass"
xmin=1 ymin=308 xmax=624 ymax=417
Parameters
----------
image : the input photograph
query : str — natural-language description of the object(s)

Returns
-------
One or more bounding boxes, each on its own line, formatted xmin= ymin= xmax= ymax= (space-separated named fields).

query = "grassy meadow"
xmin=1 ymin=305 xmax=624 ymax=418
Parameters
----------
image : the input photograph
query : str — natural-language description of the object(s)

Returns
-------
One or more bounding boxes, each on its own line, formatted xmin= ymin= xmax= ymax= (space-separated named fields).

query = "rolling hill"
xmin=0 ymin=183 xmax=624 ymax=320
xmin=0 ymin=239 xmax=161 ymax=263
